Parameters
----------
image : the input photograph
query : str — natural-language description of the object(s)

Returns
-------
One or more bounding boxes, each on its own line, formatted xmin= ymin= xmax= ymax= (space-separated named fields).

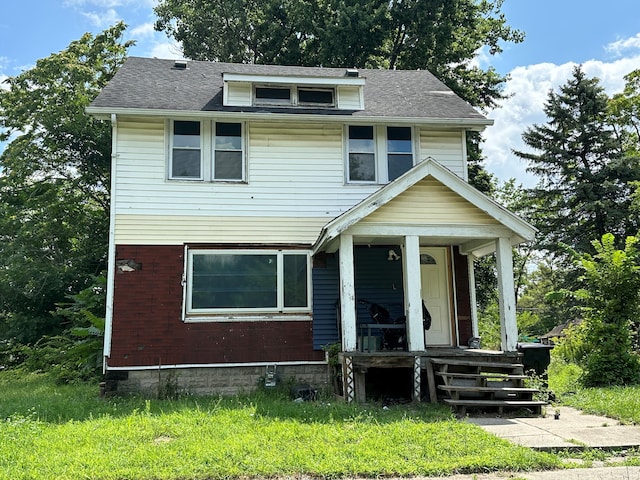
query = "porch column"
xmin=495 ymin=237 xmax=518 ymax=351
xmin=403 ymin=235 xmax=425 ymax=352
xmin=339 ymin=234 xmax=357 ymax=352
xmin=467 ymin=254 xmax=479 ymax=339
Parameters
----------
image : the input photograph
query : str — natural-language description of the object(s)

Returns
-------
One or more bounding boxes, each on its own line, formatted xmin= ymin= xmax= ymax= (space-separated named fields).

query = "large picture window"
xmin=187 ymin=250 xmax=310 ymax=314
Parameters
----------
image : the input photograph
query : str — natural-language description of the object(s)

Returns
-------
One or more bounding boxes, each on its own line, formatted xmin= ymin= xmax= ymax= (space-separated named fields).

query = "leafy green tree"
xmin=514 ymin=66 xmax=640 ymax=257
xmin=0 ymin=23 xmax=132 ymax=343
xmin=573 ymin=234 xmax=640 ymax=387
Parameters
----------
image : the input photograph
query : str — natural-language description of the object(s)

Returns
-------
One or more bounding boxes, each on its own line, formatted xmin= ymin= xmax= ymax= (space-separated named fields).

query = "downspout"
xmin=103 ymin=113 xmax=118 ymax=372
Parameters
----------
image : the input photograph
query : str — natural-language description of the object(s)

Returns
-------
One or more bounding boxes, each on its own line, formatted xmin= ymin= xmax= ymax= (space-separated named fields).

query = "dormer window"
xmin=298 ymin=88 xmax=334 ymax=106
xmin=253 ymin=85 xmax=335 ymax=107
xmin=255 ymin=86 xmax=292 ymax=105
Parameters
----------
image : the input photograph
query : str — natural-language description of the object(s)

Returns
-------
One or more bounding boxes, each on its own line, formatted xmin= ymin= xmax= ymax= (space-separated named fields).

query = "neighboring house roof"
xmin=313 ymin=158 xmax=537 ymax=256
xmin=88 ymin=56 xmax=491 ymax=126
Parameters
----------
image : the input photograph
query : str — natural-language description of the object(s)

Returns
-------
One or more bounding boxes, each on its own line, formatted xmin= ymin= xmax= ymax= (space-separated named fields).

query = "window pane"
xmin=299 ymin=89 xmax=334 ymax=104
xmin=214 ymin=151 xmax=243 ymax=180
xmin=284 ymin=255 xmax=308 ymax=308
xmin=256 ymin=87 xmax=291 ymax=102
xmin=349 ymin=138 xmax=375 ymax=153
xmin=192 ymin=254 xmax=277 ymax=309
xmin=349 ymin=125 xmax=373 ymax=140
xmin=174 ymin=121 xmax=201 ymax=148
xmin=175 ymin=121 xmax=200 ymax=136
xmin=387 ymin=127 xmax=412 ymax=153
xmin=216 ymin=122 xmax=241 ymax=137
xmin=172 ymin=149 xmax=201 ymax=178
xmin=215 ymin=135 xmax=243 ymax=150
xmin=388 ymin=153 xmax=413 ymax=181
xmin=349 ymin=153 xmax=375 ymax=181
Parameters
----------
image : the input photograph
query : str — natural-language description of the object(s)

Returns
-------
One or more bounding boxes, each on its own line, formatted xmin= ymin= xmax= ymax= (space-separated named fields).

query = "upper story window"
xmin=255 ymin=86 xmax=291 ymax=105
xmin=254 ymin=85 xmax=335 ymax=107
xmin=348 ymin=126 xmax=376 ymax=182
xmin=387 ymin=127 xmax=414 ymax=181
xmin=186 ymin=249 xmax=311 ymax=315
xmin=171 ymin=120 xmax=202 ymax=180
xmin=298 ymin=88 xmax=334 ymax=106
xmin=214 ymin=122 xmax=244 ymax=180
xmin=169 ymin=120 xmax=245 ymax=182
xmin=347 ymin=125 xmax=415 ymax=184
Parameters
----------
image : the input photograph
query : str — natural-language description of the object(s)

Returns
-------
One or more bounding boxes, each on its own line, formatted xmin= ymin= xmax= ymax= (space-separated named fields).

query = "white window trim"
xmin=185 ymin=249 xmax=312 ymax=318
xmin=169 ymin=119 xmax=204 ymax=181
xmin=167 ymin=120 xmax=246 ymax=183
xmin=345 ymin=125 xmax=418 ymax=184
xmin=213 ymin=121 xmax=246 ymax=182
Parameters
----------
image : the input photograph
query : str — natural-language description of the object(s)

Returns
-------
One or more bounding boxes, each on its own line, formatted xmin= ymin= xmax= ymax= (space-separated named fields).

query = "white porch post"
xmin=339 ymin=234 xmax=357 ymax=352
xmin=467 ymin=254 xmax=479 ymax=339
xmin=403 ymin=235 xmax=425 ymax=351
xmin=496 ymin=237 xmax=518 ymax=351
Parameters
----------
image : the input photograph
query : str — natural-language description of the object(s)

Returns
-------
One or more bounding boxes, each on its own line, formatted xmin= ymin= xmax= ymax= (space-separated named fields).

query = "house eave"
xmin=85 ymin=106 xmax=492 ymax=129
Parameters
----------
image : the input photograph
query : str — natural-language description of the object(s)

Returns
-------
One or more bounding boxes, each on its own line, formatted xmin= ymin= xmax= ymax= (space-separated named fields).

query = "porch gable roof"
xmin=312 ymin=158 xmax=537 ymax=256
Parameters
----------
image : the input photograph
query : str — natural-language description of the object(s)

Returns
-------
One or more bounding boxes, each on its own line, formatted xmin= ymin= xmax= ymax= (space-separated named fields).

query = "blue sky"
xmin=1 ymin=0 xmax=640 ymax=185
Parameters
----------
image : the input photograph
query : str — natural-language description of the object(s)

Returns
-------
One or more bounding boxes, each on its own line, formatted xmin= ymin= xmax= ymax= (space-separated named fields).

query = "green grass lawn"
xmin=0 ymin=370 xmax=560 ymax=480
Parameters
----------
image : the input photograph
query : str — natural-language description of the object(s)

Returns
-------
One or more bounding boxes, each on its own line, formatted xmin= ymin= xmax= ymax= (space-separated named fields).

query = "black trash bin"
xmin=517 ymin=343 xmax=553 ymax=378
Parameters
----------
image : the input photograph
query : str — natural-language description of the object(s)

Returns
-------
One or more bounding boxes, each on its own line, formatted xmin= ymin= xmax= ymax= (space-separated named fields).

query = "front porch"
xmin=337 ymin=348 xmax=545 ymax=414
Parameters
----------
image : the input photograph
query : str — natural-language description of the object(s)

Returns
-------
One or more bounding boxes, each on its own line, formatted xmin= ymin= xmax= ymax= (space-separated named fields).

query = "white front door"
xmin=420 ymin=247 xmax=452 ymax=346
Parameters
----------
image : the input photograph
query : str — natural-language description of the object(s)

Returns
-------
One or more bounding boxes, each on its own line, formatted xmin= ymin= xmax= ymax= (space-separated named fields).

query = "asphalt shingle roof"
xmin=90 ymin=56 xmax=487 ymax=121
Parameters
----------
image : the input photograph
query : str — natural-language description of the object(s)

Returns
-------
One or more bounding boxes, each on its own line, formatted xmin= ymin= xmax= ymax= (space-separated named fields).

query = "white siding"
xmin=113 ymin=118 xmax=471 ymax=244
xmin=114 ymin=214 xmax=328 ymax=245
xmin=224 ymin=81 xmax=252 ymax=106
xmin=360 ymin=178 xmax=499 ymax=226
xmin=419 ymin=130 xmax=465 ymax=178
xmin=337 ymin=86 xmax=364 ymax=110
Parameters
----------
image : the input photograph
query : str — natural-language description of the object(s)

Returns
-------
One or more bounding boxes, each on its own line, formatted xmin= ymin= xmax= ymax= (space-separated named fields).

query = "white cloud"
xmin=606 ymin=33 xmax=640 ymax=57
xmin=148 ymin=40 xmax=184 ymax=60
xmin=482 ymin=54 xmax=640 ymax=188
xmin=81 ymin=8 xmax=121 ymax=28
xmin=130 ymin=22 xmax=155 ymax=39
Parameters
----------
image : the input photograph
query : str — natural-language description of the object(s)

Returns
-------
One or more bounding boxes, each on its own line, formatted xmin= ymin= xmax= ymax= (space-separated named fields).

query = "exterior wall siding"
xmin=360 ymin=178 xmax=500 ymax=226
xmin=419 ymin=130 xmax=465 ymax=178
xmin=109 ymin=245 xmax=324 ymax=368
xmin=112 ymin=118 xmax=471 ymax=245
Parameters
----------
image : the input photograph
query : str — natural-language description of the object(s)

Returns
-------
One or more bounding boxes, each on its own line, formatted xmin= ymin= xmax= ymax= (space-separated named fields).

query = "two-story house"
xmin=88 ymin=57 xmax=536 ymax=403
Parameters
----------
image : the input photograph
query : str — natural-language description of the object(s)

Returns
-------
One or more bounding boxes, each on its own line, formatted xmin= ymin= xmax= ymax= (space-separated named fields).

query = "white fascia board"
xmin=223 ymin=72 xmax=366 ymax=86
xmin=84 ymin=106 xmax=493 ymax=129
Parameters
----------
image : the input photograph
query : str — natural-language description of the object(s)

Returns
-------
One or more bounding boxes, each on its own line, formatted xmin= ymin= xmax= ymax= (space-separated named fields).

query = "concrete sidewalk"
xmin=428 ymin=406 xmax=640 ymax=479
xmin=466 ymin=406 xmax=640 ymax=450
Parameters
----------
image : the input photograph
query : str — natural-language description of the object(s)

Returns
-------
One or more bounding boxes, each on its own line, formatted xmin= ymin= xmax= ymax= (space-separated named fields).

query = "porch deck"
xmin=338 ymin=348 xmax=543 ymax=414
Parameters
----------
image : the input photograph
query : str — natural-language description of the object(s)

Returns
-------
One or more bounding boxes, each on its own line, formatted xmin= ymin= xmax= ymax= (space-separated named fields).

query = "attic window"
xmin=298 ymin=88 xmax=334 ymax=106
xmin=255 ymin=86 xmax=291 ymax=105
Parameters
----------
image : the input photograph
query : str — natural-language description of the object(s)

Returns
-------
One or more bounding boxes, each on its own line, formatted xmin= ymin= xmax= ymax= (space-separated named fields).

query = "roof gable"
xmin=313 ymin=159 xmax=537 ymax=255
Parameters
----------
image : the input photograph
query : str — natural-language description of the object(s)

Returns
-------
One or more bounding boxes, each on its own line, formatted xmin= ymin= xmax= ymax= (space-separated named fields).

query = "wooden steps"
xmin=426 ymin=357 xmax=545 ymax=415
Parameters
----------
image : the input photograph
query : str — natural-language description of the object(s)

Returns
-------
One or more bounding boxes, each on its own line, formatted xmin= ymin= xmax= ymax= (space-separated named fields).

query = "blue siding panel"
xmin=312 ymin=246 xmax=405 ymax=350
